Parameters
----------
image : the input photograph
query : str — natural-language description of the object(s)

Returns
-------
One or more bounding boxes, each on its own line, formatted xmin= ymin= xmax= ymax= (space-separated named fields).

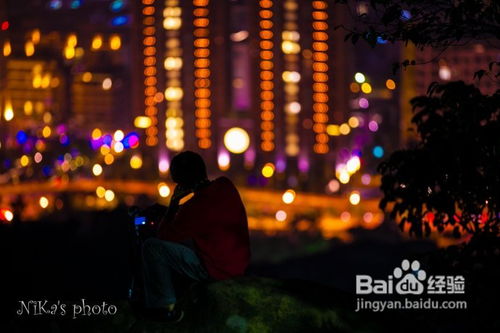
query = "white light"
xmin=282 ymin=190 xmax=296 ymax=204
xmin=230 ymin=30 xmax=249 ymax=42
xmin=92 ymin=164 xmax=103 ymax=176
xmin=104 ymin=190 xmax=115 ymax=202
xmin=39 ymin=196 xmax=49 ymax=209
xmin=218 ymin=151 xmax=230 ymax=170
xmin=354 ymin=72 xmax=366 ymax=83
xmin=327 ymin=179 xmax=340 ymax=193
xmin=346 ymin=156 xmax=361 ymax=174
xmin=159 ymin=158 xmax=169 ymax=173
xmin=102 ymin=78 xmax=112 ymax=90
xmin=275 ymin=210 xmax=287 ymax=221
xmin=113 ymin=142 xmax=124 ymax=153
xmin=223 ymin=127 xmax=250 ymax=154
xmin=158 ymin=183 xmax=171 ymax=198
xmin=113 ymin=130 xmax=124 ymax=141
xmin=282 ymin=71 xmax=301 ymax=83
xmin=4 ymin=210 xmax=13 ymax=222
xmin=349 ymin=191 xmax=361 ymax=205
xmin=439 ymin=66 xmax=451 ymax=80
xmin=286 ymin=102 xmax=301 ymax=114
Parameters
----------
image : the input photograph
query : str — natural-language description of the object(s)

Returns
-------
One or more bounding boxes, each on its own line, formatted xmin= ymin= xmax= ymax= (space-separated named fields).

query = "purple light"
xmin=56 ymin=124 xmax=67 ymax=134
xmin=244 ymin=148 xmax=256 ymax=166
xmin=298 ymin=157 xmax=309 ymax=173
xmin=59 ymin=134 xmax=70 ymax=146
xmin=276 ymin=157 xmax=286 ymax=173
xmin=103 ymin=135 xmax=113 ymax=146
xmin=368 ymin=121 xmax=379 ymax=132
xmin=352 ymin=149 xmax=362 ymax=157
xmin=359 ymin=98 xmax=369 ymax=109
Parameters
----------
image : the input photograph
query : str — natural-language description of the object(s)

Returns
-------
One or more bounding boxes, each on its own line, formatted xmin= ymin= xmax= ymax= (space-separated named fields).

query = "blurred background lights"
xmin=130 ymin=155 xmax=143 ymax=169
xmin=385 ymin=79 xmax=396 ymax=90
xmin=102 ymin=78 xmax=112 ymax=90
xmin=358 ymin=98 xmax=369 ymax=109
xmin=282 ymin=189 xmax=296 ymax=204
xmin=134 ymin=116 xmax=152 ymax=129
xmin=92 ymin=164 xmax=103 ymax=176
xmin=158 ymin=183 xmax=171 ymax=198
xmin=373 ymin=146 xmax=384 ymax=158
xmin=275 ymin=210 xmax=287 ymax=221
xmin=104 ymin=190 xmax=115 ymax=202
xmin=368 ymin=120 xmax=379 ymax=132
xmin=224 ymin=127 xmax=250 ymax=154
xmin=361 ymin=82 xmax=372 ymax=94
xmin=327 ymin=179 xmax=340 ymax=193
xmin=361 ymin=174 xmax=372 ymax=185
xmin=39 ymin=196 xmax=49 ymax=209
xmin=349 ymin=191 xmax=361 ymax=205
xmin=113 ymin=130 xmax=124 ymax=141
xmin=218 ymin=151 xmax=231 ymax=171
xmin=3 ymin=210 xmax=14 ymax=222
xmin=340 ymin=211 xmax=351 ymax=222
xmin=354 ymin=72 xmax=365 ymax=83
xmin=261 ymin=163 xmax=275 ymax=178
xmin=96 ymin=186 xmax=106 ymax=198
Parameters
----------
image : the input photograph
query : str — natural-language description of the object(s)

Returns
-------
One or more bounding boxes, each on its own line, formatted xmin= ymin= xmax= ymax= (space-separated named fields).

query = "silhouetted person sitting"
xmin=142 ymin=151 xmax=251 ymax=322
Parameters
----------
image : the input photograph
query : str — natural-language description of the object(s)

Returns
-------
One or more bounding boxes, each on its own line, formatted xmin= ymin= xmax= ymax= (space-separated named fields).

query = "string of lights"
xmin=259 ymin=0 xmax=275 ymax=152
xmin=193 ymin=0 xmax=212 ymax=149
xmin=142 ymin=0 xmax=159 ymax=146
xmin=311 ymin=0 xmax=329 ymax=154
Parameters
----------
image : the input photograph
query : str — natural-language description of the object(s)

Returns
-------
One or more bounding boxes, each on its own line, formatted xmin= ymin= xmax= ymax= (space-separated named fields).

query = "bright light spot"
xmin=130 ymin=155 xmax=143 ymax=169
xmin=92 ymin=35 xmax=103 ymax=50
xmin=82 ymin=72 xmax=93 ymax=83
xmin=224 ymin=127 xmax=250 ymax=154
xmin=349 ymin=191 xmax=361 ymax=205
xmin=159 ymin=158 xmax=169 ymax=173
xmin=326 ymin=124 xmax=340 ymax=136
xmin=39 ymin=196 xmax=49 ymax=208
xmin=96 ymin=186 xmax=106 ymax=198
xmin=340 ymin=211 xmax=351 ymax=222
xmin=230 ymin=30 xmax=249 ymax=42
xmin=282 ymin=189 xmax=296 ymax=204
xmin=281 ymin=41 xmax=300 ymax=54
xmin=113 ymin=130 xmax=124 ymax=141
xmin=3 ymin=209 xmax=14 ymax=222
xmin=373 ymin=146 xmax=384 ymax=158
xmin=361 ymin=174 xmax=372 ymax=185
xmin=275 ymin=210 xmax=287 ymax=221
xmin=102 ymin=78 xmax=112 ymax=90
xmin=113 ymin=142 xmax=124 ymax=153
xmin=104 ymin=154 xmax=115 ymax=165
xmin=91 ymin=128 xmax=102 ymax=140
xmin=104 ymin=190 xmax=115 ymax=202
xmin=163 ymin=17 xmax=182 ymax=30
xmin=218 ymin=151 xmax=230 ymax=171
xmin=25 ymin=41 xmax=35 ymax=57
xmin=439 ymin=66 xmax=451 ymax=80
xmin=361 ymin=82 xmax=372 ymax=94
xmin=339 ymin=123 xmax=351 ymax=135
xmin=109 ymin=34 xmax=121 ymax=50
xmin=348 ymin=116 xmax=359 ymax=128
xmin=134 ymin=116 xmax=152 ymax=128
xmin=165 ymin=87 xmax=183 ymax=101
xmin=386 ymin=79 xmax=396 ymax=90
xmin=100 ymin=145 xmax=111 ymax=155
xmin=359 ymin=98 xmax=369 ymax=109
xmin=261 ymin=163 xmax=275 ymax=178
xmin=346 ymin=156 xmax=361 ymax=173
xmin=20 ymin=155 xmax=29 ymax=167
xmin=285 ymin=102 xmax=301 ymax=114
xmin=282 ymin=71 xmax=301 ymax=83
xmin=339 ymin=171 xmax=350 ymax=184
xmin=327 ymin=179 xmax=340 ymax=193
xmin=92 ymin=164 xmax=103 ymax=176
xmin=158 ymin=183 xmax=171 ymax=198
xmin=4 ymin=102 xmax=14 ymax=121
xmin=164 ymin=57 xmax=183 ymax=70
xmin=34 ymin=152 xmax=43 ymax=163
xmin=354 ymin=72 xmax=365 ymax=83
xmin=368 ymin=120 xmax=379 ymax=132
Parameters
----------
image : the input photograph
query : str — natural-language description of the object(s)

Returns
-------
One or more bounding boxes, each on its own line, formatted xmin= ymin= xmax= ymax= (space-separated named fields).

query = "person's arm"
xmin=157 ymin=185 xmax=199 ymax=241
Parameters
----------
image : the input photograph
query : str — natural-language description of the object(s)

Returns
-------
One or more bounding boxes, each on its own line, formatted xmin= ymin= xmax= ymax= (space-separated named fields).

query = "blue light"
xmin=111 ymin=15 xmax=128 ymax=26
xmin=373 ymin=146 xmax=384 ymax=158
xmin=60 ymin=134 xmax=70 ymax=146
xmin=110 ymin=0 xmax=125 ymax=12
xmin=103 ymin=135 xmax=113 ymax=146
xmin=70 ymin=0 xmax=82 ymax=9
xmin=49 ymin=0 xmax=62 ymax=10
xmin=16 ymin=131 xmax=28 ymax=144
xmin=377 ymin=36 xmax=388 ymax=44
xmin=401 ymin=10 xmax=411 ymax=20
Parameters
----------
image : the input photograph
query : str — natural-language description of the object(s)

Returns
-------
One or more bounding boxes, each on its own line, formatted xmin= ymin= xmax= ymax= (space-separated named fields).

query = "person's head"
xmin=170 ymin=151 xmax=208 ymax=188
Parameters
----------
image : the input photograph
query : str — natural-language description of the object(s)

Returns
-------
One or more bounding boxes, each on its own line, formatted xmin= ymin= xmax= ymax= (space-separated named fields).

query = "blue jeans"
xmin=142 ymin=238 xmax=208 ymax=307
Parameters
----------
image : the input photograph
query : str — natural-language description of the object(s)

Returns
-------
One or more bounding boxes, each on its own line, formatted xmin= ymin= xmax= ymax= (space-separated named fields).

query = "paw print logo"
xmin=394 ymin=259 xmax=427 ymax=295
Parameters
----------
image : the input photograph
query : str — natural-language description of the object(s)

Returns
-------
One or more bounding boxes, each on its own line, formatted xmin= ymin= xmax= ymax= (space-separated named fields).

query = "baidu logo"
xmin=356 ymin=259 xmax=465 ymax=295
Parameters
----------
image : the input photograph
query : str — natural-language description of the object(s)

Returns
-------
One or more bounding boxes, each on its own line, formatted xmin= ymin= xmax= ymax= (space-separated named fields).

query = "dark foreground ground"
xmin=0 ymin=207 xmax=498 ymax=332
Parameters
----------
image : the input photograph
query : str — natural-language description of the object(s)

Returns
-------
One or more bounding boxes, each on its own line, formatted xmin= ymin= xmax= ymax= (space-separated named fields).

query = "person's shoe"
xmin=144 ymin=307 xmax=184 ymax=323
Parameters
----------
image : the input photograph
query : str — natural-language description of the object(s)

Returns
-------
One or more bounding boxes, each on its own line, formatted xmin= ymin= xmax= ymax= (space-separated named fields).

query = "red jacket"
xmin=158 ymin=177 xmax=251 ymax=280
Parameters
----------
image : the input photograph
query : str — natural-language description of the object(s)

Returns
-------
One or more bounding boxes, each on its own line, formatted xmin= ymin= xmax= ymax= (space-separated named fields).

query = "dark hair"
xmin=170 ymin=151 xmax=208 ymax=187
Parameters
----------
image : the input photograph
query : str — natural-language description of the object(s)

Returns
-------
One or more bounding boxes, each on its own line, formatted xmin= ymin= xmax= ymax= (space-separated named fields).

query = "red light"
xmin=1 ymin=21 xmax=9 ymax=30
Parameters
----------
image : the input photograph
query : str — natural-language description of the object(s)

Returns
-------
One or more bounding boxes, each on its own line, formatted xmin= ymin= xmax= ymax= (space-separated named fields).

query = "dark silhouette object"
xmin=378 ymin=81 xmax=500 ymax=238
xmin=141 ymin=151 xmax=250 ymax=322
